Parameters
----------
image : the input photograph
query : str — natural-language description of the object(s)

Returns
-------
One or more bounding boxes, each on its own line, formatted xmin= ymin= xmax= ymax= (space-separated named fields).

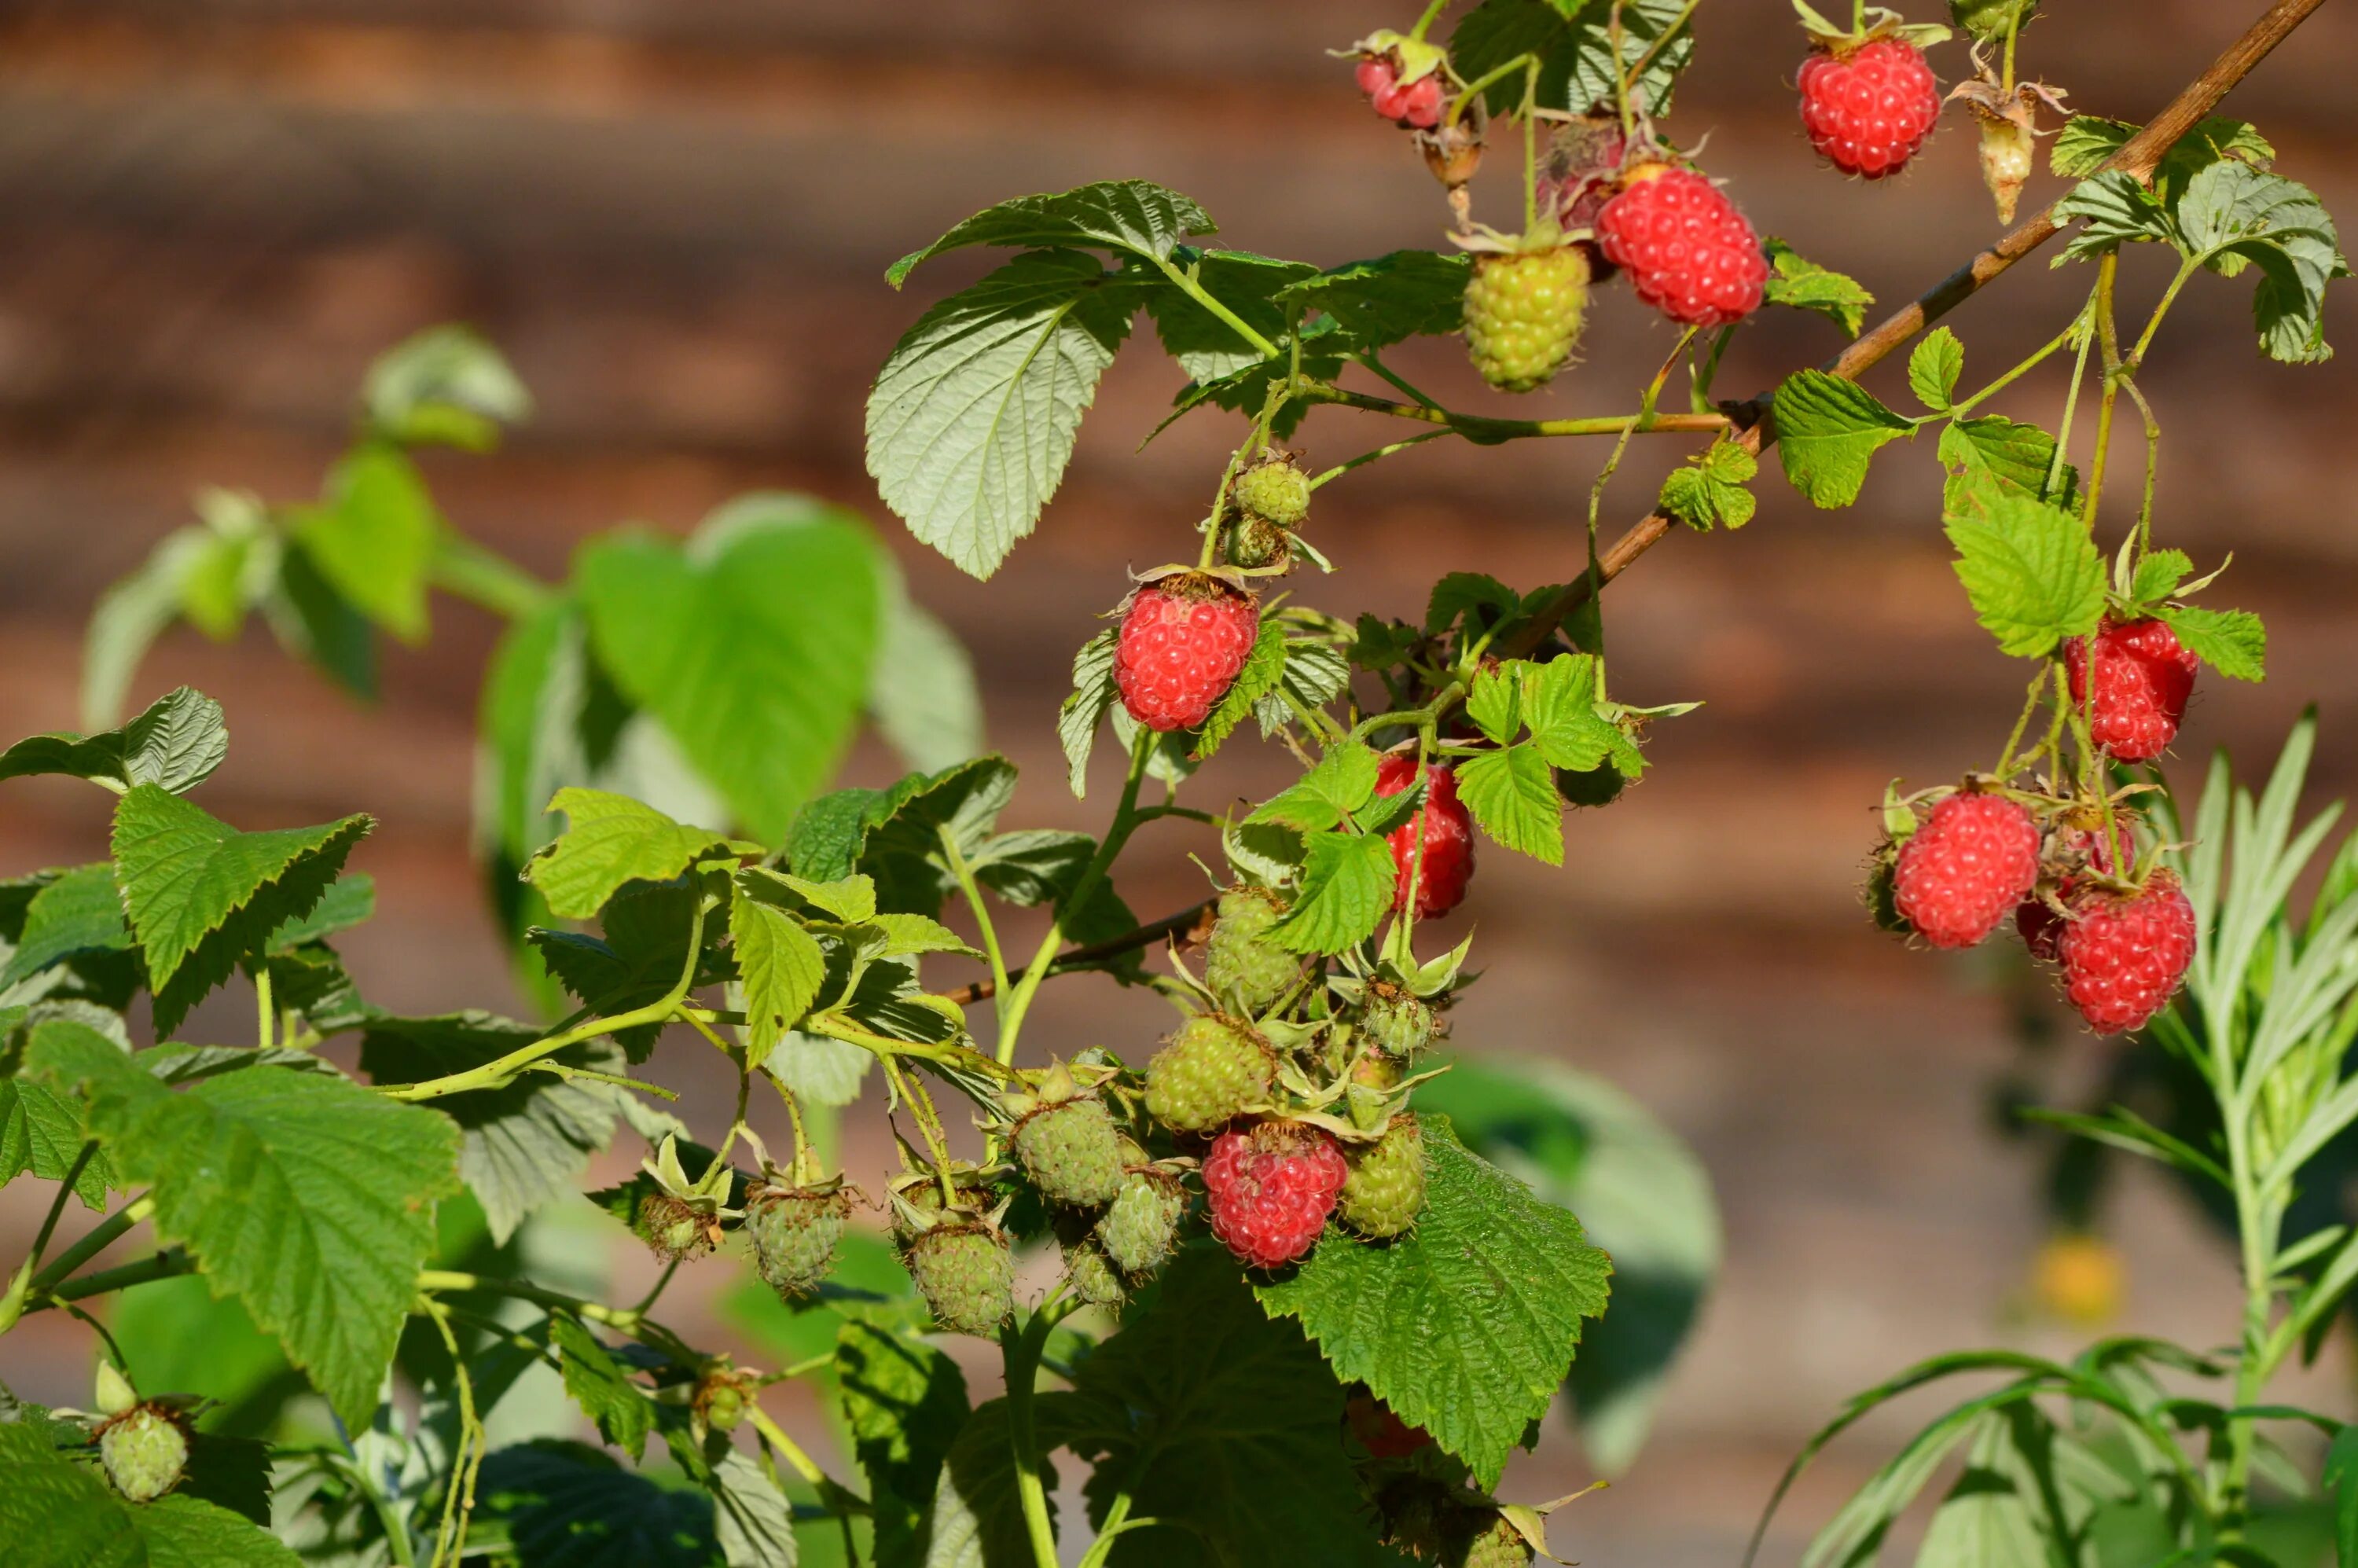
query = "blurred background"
xmin=2 ymin=1 xmax=2356 ymax=1561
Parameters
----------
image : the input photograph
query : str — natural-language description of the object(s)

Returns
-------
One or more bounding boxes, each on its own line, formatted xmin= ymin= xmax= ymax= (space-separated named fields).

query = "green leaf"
xmin=1914 ymin=1407 xmax=2085 ymax=1568
xmin=709 ymin=1448 xmax=799 ymax=1568
xmin=1195 ymin=619 xmax=1287 ymax=761
xmin=868 ymin=251 xmax=1137 ymax=581
xmin=1256 ymin=633 xmax=1350 ymax=740
xmin=1144 ymin=250 xmax=1312 ymax=384
xmin=1418 ymin=1060 xmax=1721 ymax=1478
xmin=1248 ymin=742 xmax=1381 ymax=834
xmin=1456 ymin=744 xmax=1563 ymax=865
xmin=364 ymin=323 xmax=531 ymax=451
xmin=263 ymin=872 xmax=374 ymax=953
xmin=1520 ymin=654 xmax=1622 ymax=773
xmin=871 ymin=913 xmax=982 ymax=959
xmin=2129 ymin=548 xmax=2195 ymax=608
xmin=731 ymin=891 xmax=828 ymax=1070
xmin=111 ymin=786 xmax=372 ymax=1037
xmin=264 ymin=539 xmax=379 ymax=705
xmin=550 ymin=1314 xmax=654 ymax=1462
xmin=0 ymin=864 xmax=133 ymax=993
xmin=836 ymin=1321 xmax=970 ymax=1566
xmin=1763 ymin=240 xmax=1876 ymax=337
xmin=0 ymin=1419 xmax=303 ymax=1568
xmin=1276 ymin=250 xmax=1470 ymax=351
xmin=1909 ymin=328 xmax=1964 ymax=410
xmin=0 ymin=687 xmax=228 ymax=795
xmin=2173 ymin=162 xmax=2341 ymax=365
xmin=2051 ymin=115 xmax=2275 ymax=200
xmin=2159 ymin=604 xmax=2268 ymax=681
xmin=475 ymin=1441 xmax=721 ymax=1568
xmin=1657 ymin=440 xmax=1758 ymax=532
xmin=81 ymin=531 xmax=215 ymax=731
xmin=1062 ymin=1248 xmax=1399 ymax=1567
xmin=1057 ymin=629 xmax=1119 ymax=799
xmin=1941 ymin=490 xmax=2106 ymax=658
xmin=1937 ymin=417 xmax=2080 ymax=510
xmin=925 ymin=1398 xmax=1063 ymax=1568
xmin=1270 ymin=832 xmax=1394 ymax=954
xmin=581 ymin=495 xmax=884 ymax=841
xmin=28 ymin=1019 xmax=461 ymax=1428
xmin=1465 ymin=663 xmax=1522 ymax=747
xmin=0 ymin=1070 xmax=114 ymax=1210
xmin=292 ymin=442 xmax=439 ymax=644
xmin=1772 ymin=371 xmax=1913 ymax=507
xmin=2051 ymin=172 xmax=2176 ymax=259
xmin=358 ymin=1013 xmax=618 ymax=1243
xmin=523 ymin=787 xmax=741 ymax=922
xmin=1256 ymin=1116 xmax=1613 ymax=1486
xmin=870 ymin=575 xmax=984 ymax=775
xmin=887 ymin=180 xmax=1214 ymax=286
xmin=111 ymin=1272 xmax=296 ymax=1441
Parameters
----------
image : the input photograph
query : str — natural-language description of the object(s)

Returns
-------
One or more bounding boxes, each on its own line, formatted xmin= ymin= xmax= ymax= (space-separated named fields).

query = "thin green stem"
xmin=2129 ymin=259 xmax=2202 ymax=369
xmin=1150 ymin=255 xmax=1278 ymax=360
xmin=27 ymin=1144 xmax=96 ymax=1272
xmin=938 ymin=828 xmax=1012 ymax=1021
xmin=526 ymin=1059 xmax=678 ymax=1099
xmin=747 ymin=1403 xmax=830 ymax=1489
xmin=1407 ymin=0 xmax=1452 ymax=42
xmin=29 ymin=1194 xmax=154 ymax=1296
xmin=883 ymin=1056 xmax=960 ymax=1206
xmin=1308 ymin=384 xmax=1727 ymax=439
xmin=1521 ymin=57 xmax=1541 ymax=233
xmin=1629 ymin=0 xmax=1702 ymax=95
xmin=1003 ymin=1301 xmax=1078 ymax=1568
xmin=418 ymin=1297 xmax=480 ymax=1568
xmin=997 ymin=729 xmax=1155 ymax=1064
xmin=1946 ymin=314 xmax=2087 ymax=417
xmin=1992 ymin=666 xmax=2051 ymax=778
xmin=2081 ymin=253 xmax=2123 ymax=532
xmin=385 ymin=898 xmax=711 ymax=1102
xmin=428 ymin=531 xmax=557 ymax=622
xmin=1445 ymin=53 xmax=1536 ymax=130
xmin=32 ymin=1249 xmax=192 ymax=1310
xmin=2000 ymin=9 xmax=2021 ymax=94
xmin=255 ymin=964 xmax=276 ymax=1050
xmin=2120 ymin=375 xmax=2163 ymax=559
xmin=1610 ymin=2 xmax=1633 ymax=136
xmin=2047 ymin=299 xmax=2099 ymax=505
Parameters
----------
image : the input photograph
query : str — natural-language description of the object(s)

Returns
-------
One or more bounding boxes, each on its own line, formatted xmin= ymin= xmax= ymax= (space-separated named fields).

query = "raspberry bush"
xmin=0 ymin=0 xmax=2347 ymax=1563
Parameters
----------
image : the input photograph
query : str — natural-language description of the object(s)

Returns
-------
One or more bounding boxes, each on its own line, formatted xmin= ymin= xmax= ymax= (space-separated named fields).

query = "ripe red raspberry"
xmin=1346 ymin=1394 xmax=1434 ymax=1460
xmin=1203 ymin=1120 xmax=1348 ymax=1269
xmin=1356 ymin=55 xmax=1443 ymax=129
xmin=1892 ymin=793 xmax=2040 ymax=949
xmin=1595 ymin=166 xmax=1770 ymax=327
xmin=1375 ymin=755 xmax=1475 ymax=919
xmin=1798 ymin=39 xmax=1943 ymax=179
xmin=1114 ymin=575 xmax=1260 ymax=733
xmin=2064 ymin=617 xmax=2199 ymax=763
xmin=2058 ymin=872 xmax=2197 ymax=1035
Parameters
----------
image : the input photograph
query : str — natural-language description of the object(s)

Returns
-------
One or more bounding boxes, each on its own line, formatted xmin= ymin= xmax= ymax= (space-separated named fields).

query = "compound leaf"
xmin=1257 ymin=1116 xmax=1613 ymax=1486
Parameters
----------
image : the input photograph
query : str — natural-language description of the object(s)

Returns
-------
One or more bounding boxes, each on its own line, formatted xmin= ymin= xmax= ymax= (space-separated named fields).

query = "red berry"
xmin=1375 ymin=755 xmax=1475 ymax=919
xmin=2058 ymin=872 xmax=2197 ymax=1035
xmin=1892 ymin=794 xmax=2040 ymax=949
xmin=1595 ymin=167 xmax=1769 ymax=327
xmin=1798 ymin=39 xmax=1942 ymax=179
xmin=1114 ymin=576 xmax=1260 ymax=733
xmin=1398 ymin=74 xmax=1444 ymax=129
xmin=1203 ymin=1120 xmax=1348 ymax=1269
xmin=1346 ymin=1394 xmax=1434 ymax=1460
xmin=2064 ymin=617 xmax=2199 ymax=763
xmin=1355 ymin=57 xmax=1394 ymax=98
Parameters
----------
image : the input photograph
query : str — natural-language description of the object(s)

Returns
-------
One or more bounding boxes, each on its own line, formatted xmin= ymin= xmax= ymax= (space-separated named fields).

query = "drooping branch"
xmin=1507 ymin=0 xmax=2328 ymax=655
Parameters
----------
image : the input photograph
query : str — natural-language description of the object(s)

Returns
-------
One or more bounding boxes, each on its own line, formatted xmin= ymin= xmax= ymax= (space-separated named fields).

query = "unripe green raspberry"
xmin=1463 ymin=246 xmax=1589 ymax=392
xmin=1144 ymin=1014 xmax=1274 ymax=1133
xmin=693 ymin=1364 xmax=759 ymax=1434
xmin=635 ymin=1192 xmax=714 ymax=1264
xmin=1361 ymin=982 xmax=1437 ymax=1056
xmin=1229 ymin=513 xmax=1293 ymax=571
xmin=1096 ymin=1166 xmax=1187 ymax=1276
xmin=1203 ymin=888 xmax=1301 ymax=1013
xmin=1012 ymin=1095 xmax=1125 ymax=1207
xmin=1339 ymin=1115 xmax=1427 ymax=1239
xmin=1062 ymin=1240 xmax=1126 ymax=1309
xmin=905 ymin=1224 xmax=1016 ymax=1336
xmin=100 ymin=1405 xmax=189 ymax=1503
xmin=1465 ymin=1514 xmax=1536 ymax=1568
xmin=745 ymin=1183 xmax=850 ymax=1300
xmin=1233 ymin=459 xmax=1310 ymax=529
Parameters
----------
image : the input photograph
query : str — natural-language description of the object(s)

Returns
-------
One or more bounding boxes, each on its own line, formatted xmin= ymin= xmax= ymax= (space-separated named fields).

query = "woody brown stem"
xmin=1506 ymin=0 xmax=2327 ymax=655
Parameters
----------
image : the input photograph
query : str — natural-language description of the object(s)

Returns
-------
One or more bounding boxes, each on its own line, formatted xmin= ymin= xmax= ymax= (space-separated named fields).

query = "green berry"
xmin=1013 ymin=1095 xmax=1126 ymax=1207
xmin=1096 ymin=1167 xmax=1187 ymax=1276
xmin=1203 ymin=889 xmax=1301 ymax=1013
xmin=1234 ymin=460 xmax=1311 ymax=529
xmin=745 ymin=1183 xmax=849 ymax=1299
xmin=1144 ymin=1014 xmax=1274 ymax=1133
xmin=905 ymin=1224 xmax=1016 ymax=1336
xmin=693 ymin=1366 xmax=758 ymax=1433
xmin=1339 ymin=1116 xmax=1427 ymax=1239
xmin=1464 ymin=246 xmax=1589 ymax=392
xmin=100 ymin=1405 xmax=188 ymax=1503
xmin=635 ymin=1192 xmax=714 ymax=1263
xmin=1062 ymin=1240 xmax=1126 ymax=1309
xmin=1229 ymin=513 xmax=1292 ymax=571
xmin=1361 ymin=983 xmax=1437 ymax=1056
xmin=1465 ymin=1515 xmax=1536 ymax=1568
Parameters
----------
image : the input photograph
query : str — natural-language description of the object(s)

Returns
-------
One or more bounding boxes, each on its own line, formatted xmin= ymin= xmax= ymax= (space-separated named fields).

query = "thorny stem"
xmin=1522 ymin=57 xmax=1541 ymax=233
xmin=997 ymin=728 xmax=1156 ymax=1063
xmin=384 ymin=898 xmax=711 ymax=1102
xmin=2000 ymin=9 xmax=2022 ymax=95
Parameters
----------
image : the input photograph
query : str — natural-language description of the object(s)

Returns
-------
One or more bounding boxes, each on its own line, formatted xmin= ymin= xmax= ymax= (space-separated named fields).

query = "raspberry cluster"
xmin=1355 ymin=53 xmax=1443 ymax=128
